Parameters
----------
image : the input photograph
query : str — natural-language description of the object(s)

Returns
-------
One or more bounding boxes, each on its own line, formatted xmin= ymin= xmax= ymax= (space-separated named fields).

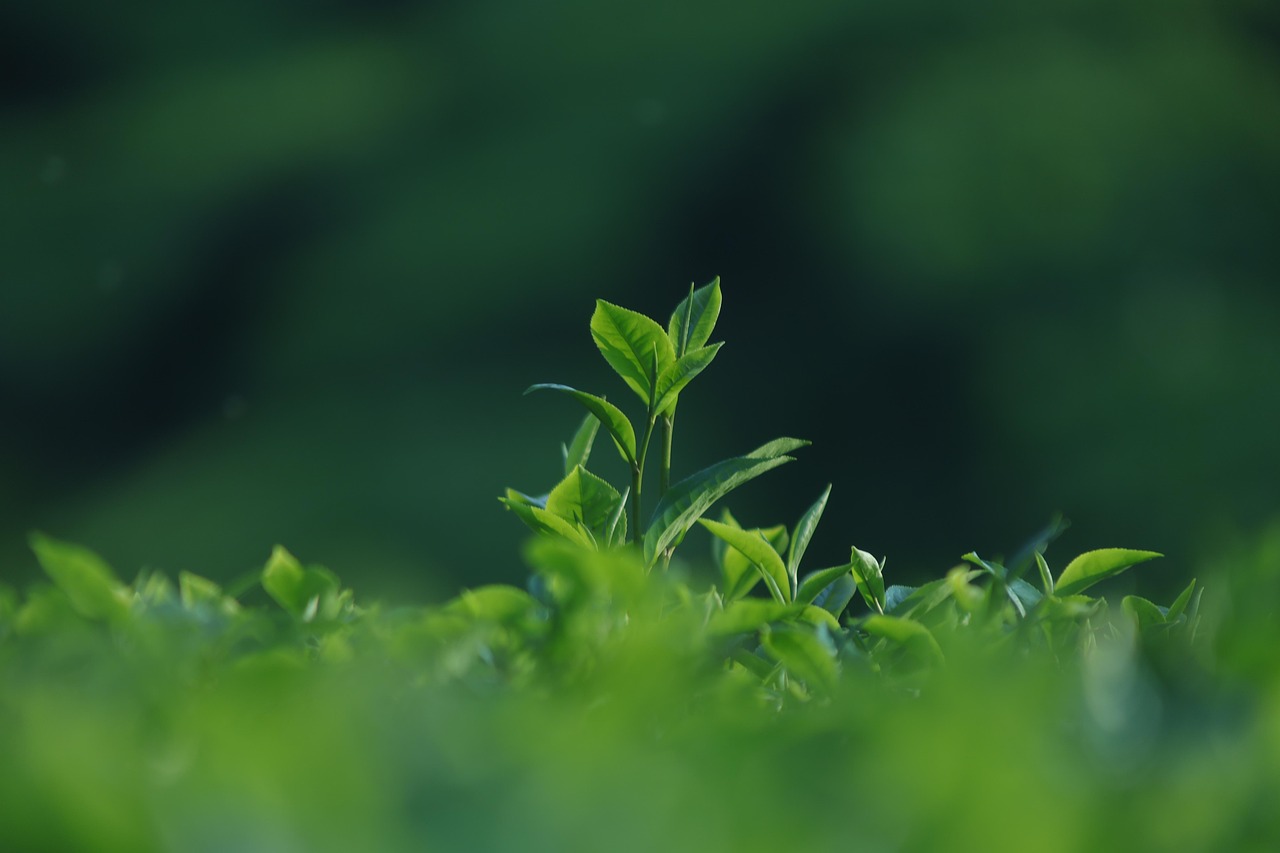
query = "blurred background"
xmin=2 ymin=0 xmax=1277 ymax=600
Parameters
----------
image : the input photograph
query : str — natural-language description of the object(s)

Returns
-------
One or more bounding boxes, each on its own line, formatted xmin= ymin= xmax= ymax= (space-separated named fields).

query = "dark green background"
xmin=3 ymin=0 xmax=1278 ymax=600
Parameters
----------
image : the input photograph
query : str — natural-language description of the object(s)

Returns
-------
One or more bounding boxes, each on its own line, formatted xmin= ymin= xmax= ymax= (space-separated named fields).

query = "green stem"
xmin=630 ymin=413 xmax=658 ymax=550
xmin=659 ymin=414 xmax=674 ymax=496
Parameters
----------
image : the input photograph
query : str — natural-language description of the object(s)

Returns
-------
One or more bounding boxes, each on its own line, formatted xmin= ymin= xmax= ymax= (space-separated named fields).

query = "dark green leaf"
xmin=1009 ymin=578 xmax=1043 ymax=611
xmin=812 ymin=575 xmax=857 ymax=617
xmin=526 ymin=384 xmax=637 ymax=464
xmin=1122 ymin=595 xmax=1166 ymax=630
xmin=1166 ymin=578 xmax=1197 ymax=622
xmin=643 ymin=438 xmax=809 ymax=567
xmin=1055 ymin=549 xmax=1163 ymax=597
xmin=590 ymin=299 xmax=675 ymax=404
xmin=796 ymin=562 xmax=853 ymax=606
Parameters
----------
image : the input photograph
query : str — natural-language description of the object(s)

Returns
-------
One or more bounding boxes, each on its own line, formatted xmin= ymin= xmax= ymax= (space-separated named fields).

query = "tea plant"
xmin=2 ymin=280 xmax=1263 ymax=853
xmin=497 ymin=281 xmax=1196 ymax=697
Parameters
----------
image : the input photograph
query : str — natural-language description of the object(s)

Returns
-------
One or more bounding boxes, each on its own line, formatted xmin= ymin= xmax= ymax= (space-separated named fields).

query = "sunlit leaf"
xmin=526 ymin=384 xmax=637 ymax=464
xmin=590 ymin=299 xmax=675 ymax=405
xmin=787 ymin=485 xmax=831 ymax=596
xmin=700 ymin=519 xmax=791 ymax=603
xmin=1055 ymin=549 xmax=1163 ymax=597
xmin=546 ymin=466 xmax=623 ymax=536
xmin=499 ymin=497 xmax=597 ymax=550
xmin=668 ymin=277 xmax=722 ymax=356
xmin=29 ymin=532 xmax=129 ymax=622
xmin=562 ymin=412 xmax=600 ymax=476
xmin=849 ymin=546 xmax=886 ymax=613
xmin=643 ymin=438 xmax=808 ymax=567
xmin=653 ymin=343 xmax=722 ymax=415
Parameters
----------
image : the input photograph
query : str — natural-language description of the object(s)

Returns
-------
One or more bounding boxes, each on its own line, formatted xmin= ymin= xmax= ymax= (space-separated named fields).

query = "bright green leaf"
xmin=762 ymin=624 xmax=837 ymax=692
xmin=562 ymin=412 xmax=600 ymax=476
xmin=668 ymin=277 xmax=722 ymax=356
xmin=1035 ymin=551 xmax=1055 ymax=596
xmin=850 ymin=546 xmax=886 ymax=614
xmin=1055 ymin=549 xmax=1163 ymax=597
xmin=643 ymin=438 xmax=808 ymax=567
xmin=262 ymin=545 xmax=308 ymax=616
xmin=499 ymin=497 xmax=597 ymax=550
xmin=526 ymin=384 xmax=637 ymax=464
xmin=700 ymin=519 xmax=791 ymax=603
xmin=546 ymin=466 xmax=623 ymax=537
xmin=29 ymin=532 xmax=129 ymax=621
xmin=787 ymin=485 xmax=832 ymax=596
xmin=721 ymin=523 xmax=789 ymax=601
xmin=861 ymin=615 xmax=944 ymax=664
xmin=708 ymin=599 xmax=796 ymax=636
xmin=653 ymin=342 xmax=722 ymax=415
xmin=590 ymin=299 xmax=675 ymax=405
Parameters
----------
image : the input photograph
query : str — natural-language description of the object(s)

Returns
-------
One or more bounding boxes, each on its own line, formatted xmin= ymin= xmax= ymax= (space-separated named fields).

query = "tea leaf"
xmin=604 ymin=486 xmax=629 ymax=548
xmin=29 ymin=532 xmax=129 ymax=621
xmin=762 ymin=624 xmax=837 ymax=692
xmin=653 ymin=342 xmax=722 ymax=415
xmin=700 ymin=518 xmax=791 ymax=603
xmin=811 ymin=574 xmax=857 ymax=617
xmin=721 ymin=523 xmax=789 ymax=601
xmin=849 ymin=546 xmax=886 ymax=614
xmin=861 ymin=614 xmax=944 ymax=664
xmin=643 ymin=437 xmax=809 ymax=567
xmin=1035 ymin=551 xmax=1054 ymax=596
xmin=787 ymin=484 xmax=832 ymax=596
xmin=1122 ymin=595 xmax=1166 ymax=629
xmin=526 ymin=384 xmax=637 ymax=464
xmin=562 ymin=413 xmax=600 ymax=476
xmin=546 ymin=466 xmax=624 ymax=537
xmin=1055 ymin=549 xmax=1163 ymax=597
xmin=1166 ymin=578 xmax=1197 ymax=623
xmin=668 ymin=277 xmax=722 ymax=356
xmin=796 ymin=562 xmax=853 ymax=606
xmin=499 ymin=497 xmax=597 ymax=550
xmin=447 ymin=585 xmax=540 ymax=624
xmin=590 ymin=299 xmax=675 ymax=405
xmin=708 ymin=599 xmax=795 ymax=636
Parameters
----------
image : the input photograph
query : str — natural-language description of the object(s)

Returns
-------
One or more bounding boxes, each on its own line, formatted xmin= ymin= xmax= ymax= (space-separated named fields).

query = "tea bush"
xmin=1 ymin=283 xmax=1275 ymax=852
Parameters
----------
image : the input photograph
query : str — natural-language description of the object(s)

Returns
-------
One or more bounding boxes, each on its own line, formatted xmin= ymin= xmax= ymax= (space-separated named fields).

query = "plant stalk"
xmin=630 ymin=413 xmax=658 ymax=551
xmin=659 ymin=414 xmax=674 ymax=496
